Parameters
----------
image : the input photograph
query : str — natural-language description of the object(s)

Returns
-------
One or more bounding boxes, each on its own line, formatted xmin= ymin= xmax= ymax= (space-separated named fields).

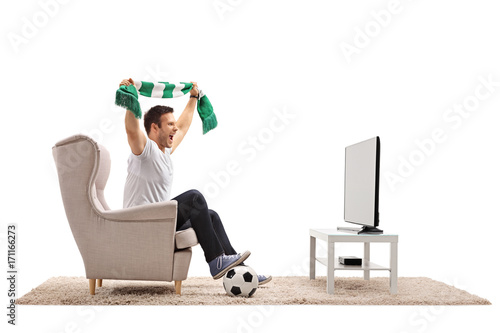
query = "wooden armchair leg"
xmin=89 ymin=279 xmax=96 ymax=295
xmin=175 ymin=281 xmax=182 ymax=295
xmin=97 ymin=279 xmax=102 ymax=287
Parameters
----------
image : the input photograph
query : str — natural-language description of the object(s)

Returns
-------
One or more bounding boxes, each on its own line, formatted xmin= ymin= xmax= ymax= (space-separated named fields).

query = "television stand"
xmin=309 ymin=228 xmax=398 ymax=294
xmin=337 ymin=225 xmax=383 ymax=234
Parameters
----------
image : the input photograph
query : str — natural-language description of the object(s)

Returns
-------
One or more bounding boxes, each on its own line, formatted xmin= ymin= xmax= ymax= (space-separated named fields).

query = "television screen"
xmin=344 ymin=137 xmax=380 ymax=228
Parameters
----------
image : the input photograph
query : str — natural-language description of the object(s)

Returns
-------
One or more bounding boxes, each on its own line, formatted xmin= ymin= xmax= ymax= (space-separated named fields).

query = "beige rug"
xmin=16 ymin=276 xmax=490 ymax=306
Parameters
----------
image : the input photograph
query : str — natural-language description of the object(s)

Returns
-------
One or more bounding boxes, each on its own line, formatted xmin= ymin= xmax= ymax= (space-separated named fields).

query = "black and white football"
xmin=223 ymin=265 xmax=258 ymax=297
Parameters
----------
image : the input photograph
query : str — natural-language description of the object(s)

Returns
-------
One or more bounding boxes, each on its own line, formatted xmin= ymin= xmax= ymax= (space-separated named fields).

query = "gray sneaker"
xmin=258 ymin=275 xmax=272 ymax=286
xmin=209 ymin=251 xmax=251 ymax=279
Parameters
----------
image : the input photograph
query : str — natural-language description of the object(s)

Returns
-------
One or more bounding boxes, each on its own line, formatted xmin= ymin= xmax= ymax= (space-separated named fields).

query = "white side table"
xmin=309 ymin=228 xmax=398 ymax=294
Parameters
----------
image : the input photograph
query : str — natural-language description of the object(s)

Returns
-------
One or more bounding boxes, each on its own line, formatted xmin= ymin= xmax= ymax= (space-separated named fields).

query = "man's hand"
xmin=190 ymin=81 xmax=199 ymax=97
xmin=120 ymin=78 xmax=136 ymax=88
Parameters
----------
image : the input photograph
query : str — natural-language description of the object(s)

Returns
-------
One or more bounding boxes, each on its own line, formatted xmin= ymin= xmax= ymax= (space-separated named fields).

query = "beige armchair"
xmin=52 ymin=135 xmax=198 ymax=295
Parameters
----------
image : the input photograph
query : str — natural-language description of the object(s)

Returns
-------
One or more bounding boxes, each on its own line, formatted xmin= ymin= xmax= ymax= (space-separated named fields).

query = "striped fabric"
xmin=135 ymin=81 xmax=192 ymax=98
xmin=115 ymin=80 xmax=217 ymax=134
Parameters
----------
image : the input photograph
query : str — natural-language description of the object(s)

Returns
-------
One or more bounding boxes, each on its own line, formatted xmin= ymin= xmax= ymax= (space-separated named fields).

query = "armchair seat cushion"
xmin=175 ymin=228 xmax=198 ymax=250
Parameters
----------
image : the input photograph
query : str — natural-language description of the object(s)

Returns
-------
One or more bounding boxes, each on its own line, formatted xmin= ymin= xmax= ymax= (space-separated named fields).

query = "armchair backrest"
xmin=52 ymin=135 xmax=110 ymax=213
xmin=52 ymin=135 xmax=111 ymax=272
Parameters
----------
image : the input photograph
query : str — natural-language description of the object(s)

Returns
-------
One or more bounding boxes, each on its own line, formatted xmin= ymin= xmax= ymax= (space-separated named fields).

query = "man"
xmin=119 ymin=78 xmax=271 ymax=284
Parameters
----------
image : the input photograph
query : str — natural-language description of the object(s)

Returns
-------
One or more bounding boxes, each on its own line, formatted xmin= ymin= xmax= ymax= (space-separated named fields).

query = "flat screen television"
xmin=338 ymin=136 xmax=383 ymax=234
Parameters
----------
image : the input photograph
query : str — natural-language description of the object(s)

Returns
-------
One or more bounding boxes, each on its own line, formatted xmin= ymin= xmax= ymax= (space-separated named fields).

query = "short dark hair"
xmin=144 ymin=105 xmax=174 ymax=135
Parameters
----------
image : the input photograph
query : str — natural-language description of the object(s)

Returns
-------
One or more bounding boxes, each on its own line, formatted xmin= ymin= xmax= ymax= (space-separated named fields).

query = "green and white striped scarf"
xmin=115 ymin=81 xmax=217 ymax=134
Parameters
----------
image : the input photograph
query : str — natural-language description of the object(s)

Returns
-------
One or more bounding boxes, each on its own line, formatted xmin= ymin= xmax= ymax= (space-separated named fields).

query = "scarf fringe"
xmin=202 ymin=112 xmax=218 ymax=135
xmin=115 ymin=89 xmax=142 ymax=119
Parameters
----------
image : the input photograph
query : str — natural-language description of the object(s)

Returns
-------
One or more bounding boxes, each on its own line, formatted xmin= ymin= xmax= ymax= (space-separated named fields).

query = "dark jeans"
xmin=173 ymin=189 xmax=237 ymax=262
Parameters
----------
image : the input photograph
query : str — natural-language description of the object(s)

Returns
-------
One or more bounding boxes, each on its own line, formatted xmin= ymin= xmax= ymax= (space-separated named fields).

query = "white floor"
xmin=10 ymin=303 xmax=499 ymax=333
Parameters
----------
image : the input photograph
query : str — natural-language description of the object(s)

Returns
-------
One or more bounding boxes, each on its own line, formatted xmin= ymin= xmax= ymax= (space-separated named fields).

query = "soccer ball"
xmin=223 ymin=265 xmax=258 ymax=297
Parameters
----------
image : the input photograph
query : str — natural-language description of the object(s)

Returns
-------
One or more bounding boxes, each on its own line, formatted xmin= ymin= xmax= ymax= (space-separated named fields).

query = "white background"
xmin=1 ymin=0 xmax=499 ymax=332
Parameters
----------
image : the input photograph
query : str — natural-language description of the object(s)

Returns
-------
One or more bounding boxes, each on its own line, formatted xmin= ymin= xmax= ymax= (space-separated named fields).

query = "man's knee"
xmin=188 ymin=189 xmax=207 ymax=210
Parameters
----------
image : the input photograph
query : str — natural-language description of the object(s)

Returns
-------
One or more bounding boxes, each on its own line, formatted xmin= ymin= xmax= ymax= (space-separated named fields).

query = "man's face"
xmin=157 ymin=113 xmax=177 ymax=149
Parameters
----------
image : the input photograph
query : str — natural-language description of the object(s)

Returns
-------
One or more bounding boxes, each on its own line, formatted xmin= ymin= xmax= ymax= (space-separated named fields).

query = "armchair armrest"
xmin=82 ymin=200 xmax=180 ymax=281
xmin=98 ymin=200 xmax=178 ymax=222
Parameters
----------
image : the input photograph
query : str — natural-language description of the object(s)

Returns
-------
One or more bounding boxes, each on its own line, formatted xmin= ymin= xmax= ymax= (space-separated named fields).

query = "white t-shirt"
xmin=123 ymin=138 xmax=173 ymax=208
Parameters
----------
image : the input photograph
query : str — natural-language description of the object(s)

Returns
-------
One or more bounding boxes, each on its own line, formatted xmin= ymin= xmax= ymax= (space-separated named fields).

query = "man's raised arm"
xmin=120 ymin=78 xmax=147 ymax=155
xmin=171 ymin=81 xmax=199 ymax=154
